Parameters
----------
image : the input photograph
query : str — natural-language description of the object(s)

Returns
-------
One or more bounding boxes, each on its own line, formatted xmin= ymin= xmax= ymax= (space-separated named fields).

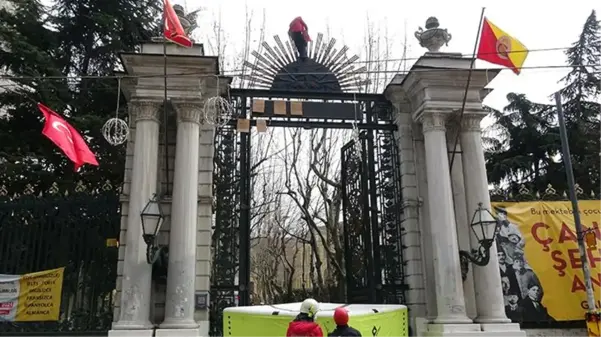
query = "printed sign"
xmin=492 ymin=201 xmax=600 ymax=322
xmin=0 ymin=267 xmax=64 ymax=322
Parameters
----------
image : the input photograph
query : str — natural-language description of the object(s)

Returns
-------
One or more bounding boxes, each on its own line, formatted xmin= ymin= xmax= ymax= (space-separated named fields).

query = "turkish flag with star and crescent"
xmin=38 ymin=103 xmax=99 ymax=171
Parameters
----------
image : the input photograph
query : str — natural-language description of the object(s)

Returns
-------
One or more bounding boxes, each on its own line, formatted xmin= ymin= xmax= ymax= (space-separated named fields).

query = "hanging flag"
xmin=476 ymin=17 xmax=529 ymax=74
xmin=163 ymin=0 xmax=192 ymax=48
xmin=38 ymin=103 xmax=99 ymax=171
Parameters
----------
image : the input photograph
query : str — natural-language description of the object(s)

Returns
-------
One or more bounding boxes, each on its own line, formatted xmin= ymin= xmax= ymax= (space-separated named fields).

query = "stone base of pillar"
xmin=197 ymin=320 xmax=209 ymax=336
xmin=108 ymin=329 xmax=154 ymax=337
xmin=481 ymin=323 xmax=526 ymax=336
xmin=155 ymin=328 xmax=201 ymax=337
xmin=419 ymin=323 xmax=526 ymax=337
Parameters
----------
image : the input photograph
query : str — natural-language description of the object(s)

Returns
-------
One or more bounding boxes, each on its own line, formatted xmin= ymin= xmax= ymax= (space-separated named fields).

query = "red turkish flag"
xmin=163 ymin=0 xmax=192 ymax=48
xmin=38 ymin=103 xmax=99 ymax=171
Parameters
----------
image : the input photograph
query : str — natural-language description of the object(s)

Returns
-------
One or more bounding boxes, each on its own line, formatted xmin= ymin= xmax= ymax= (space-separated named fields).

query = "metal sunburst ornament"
xmin=203 ymin=76 xmax=233 ymax=128
xmin=242 ymin=33 xmax=368 ymax=92
xmin=102 ymin=78 xmax=129 ymax=146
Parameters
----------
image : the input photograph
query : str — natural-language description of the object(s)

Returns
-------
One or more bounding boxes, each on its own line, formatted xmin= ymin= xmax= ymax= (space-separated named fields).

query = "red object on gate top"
xmin=289 ymin=16 xmax=307 ymax=33
xmin=163 ymin=0 xmax=192 ymax=48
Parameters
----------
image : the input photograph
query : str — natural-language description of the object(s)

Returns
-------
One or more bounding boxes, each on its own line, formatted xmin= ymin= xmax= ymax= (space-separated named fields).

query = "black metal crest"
xmin=243 ymin=33 xmax=367 ymax=92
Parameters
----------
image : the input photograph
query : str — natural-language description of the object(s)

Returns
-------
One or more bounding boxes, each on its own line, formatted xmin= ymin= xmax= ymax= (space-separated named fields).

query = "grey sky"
xmin=183 ymin=0 xmax=600 ymax=110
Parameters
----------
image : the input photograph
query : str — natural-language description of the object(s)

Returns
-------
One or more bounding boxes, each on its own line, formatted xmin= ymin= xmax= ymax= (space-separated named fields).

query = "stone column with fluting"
xmin=446 ymin=137 xmax=478 ymax=320
xmin=460 ymin=114 xmax=511 ymax=324
xmin=111 ymin=99 xmax=162 ymax=333
xmin=159 ymin=101 xmax=203 ymax=332
xmin=420 ymin=111 xmax=472 ymax=324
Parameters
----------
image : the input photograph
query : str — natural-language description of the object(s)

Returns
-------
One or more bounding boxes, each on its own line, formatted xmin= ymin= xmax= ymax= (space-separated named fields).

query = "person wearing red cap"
xmin=328 ymin=307 xmax=361 ymax=337
xmin=288 ymin=16 xmax=311 ymax=60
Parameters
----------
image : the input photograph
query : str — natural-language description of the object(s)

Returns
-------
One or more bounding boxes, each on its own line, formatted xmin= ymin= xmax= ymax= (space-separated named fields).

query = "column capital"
xmin=421 ymin=112 xmax=447 ymax=133
xmin=129 ymin=99 xmax=162 ymax=122
xmin=461 ymin=114 xmax=484 ymax=132
xmin=172 ymin=101 xmax=204 ymax=125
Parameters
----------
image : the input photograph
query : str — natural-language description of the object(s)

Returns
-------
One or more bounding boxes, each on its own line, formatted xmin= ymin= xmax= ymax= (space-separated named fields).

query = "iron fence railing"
xmin=0 ymin=181 xmax=120 ymax=335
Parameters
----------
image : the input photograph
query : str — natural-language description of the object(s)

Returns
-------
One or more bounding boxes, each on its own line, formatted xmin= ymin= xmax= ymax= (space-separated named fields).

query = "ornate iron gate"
xmin=0 ymin=182 xmax=120 ymax=335
xmin=341 ymin=135 xmax=374 ymax=303
xmin=209 ymin=31 xmax=408 ymax=336
xmin=341 ymin=128 xmax=405 ymax=304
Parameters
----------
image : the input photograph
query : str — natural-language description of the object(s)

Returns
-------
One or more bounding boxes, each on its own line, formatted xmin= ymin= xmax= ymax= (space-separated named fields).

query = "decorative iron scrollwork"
xmin=210 ymin=111 xmax=241 ymax=336
xmin=374 ymin=130 xmax=405 ymax=304
xmin=341 ymin=117 xmax=406 ymax=305
xmin=341 ymin=136 xmax=370 ymax=302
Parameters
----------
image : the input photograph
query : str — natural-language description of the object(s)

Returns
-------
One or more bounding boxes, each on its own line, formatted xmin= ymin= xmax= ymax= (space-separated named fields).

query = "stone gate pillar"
xmin=110 ymin=99 xmax=162 ymax=336
xmin=158 ymin=101 xmax=204 ymax=335
xmin=419 ymin=111 xmax=472 ymax=325
xmin=112 ymin=37 xmax=224 ymax=337
xmin=384 ymin=18 xmax=528 ymax=335
xmin=445 ymin=138 xmax=478 ymax=320
xmin=460 ymin=114 xmax=521 ymax=332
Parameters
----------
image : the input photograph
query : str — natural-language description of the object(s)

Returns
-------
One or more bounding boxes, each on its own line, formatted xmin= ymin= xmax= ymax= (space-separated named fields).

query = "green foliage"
xmin=0 ymin=0 xmax=160 ymax=195
xmin=485 ymin=10 xmax=600 ymax=196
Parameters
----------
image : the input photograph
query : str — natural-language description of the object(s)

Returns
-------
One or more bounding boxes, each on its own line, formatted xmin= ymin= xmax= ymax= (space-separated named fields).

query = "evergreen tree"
xmin=485 ymin=10 xmax=600 ymax=195
xmin=484 ymin=93 xmax=558 ymax=193
xmin=553 ymin=9 xmax=601 ymax=194
xmin=0 ymin=0 xmax=160 ymax=195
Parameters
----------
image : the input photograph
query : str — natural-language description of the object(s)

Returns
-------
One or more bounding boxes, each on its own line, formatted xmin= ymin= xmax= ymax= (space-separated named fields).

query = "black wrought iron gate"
xmin=209 ymin=31 xmax=409 ymax=335
xmin=209 ymin=87 xmax=407 ymax=336
xmin=341 ymin=130 xmax=406 ymax=305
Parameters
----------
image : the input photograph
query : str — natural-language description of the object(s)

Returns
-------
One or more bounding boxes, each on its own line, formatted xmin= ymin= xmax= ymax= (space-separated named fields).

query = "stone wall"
xmin=388 ymin=89 xmax=429 ymax=331
xmin=193 ymin=123 xmax=215 ymax=334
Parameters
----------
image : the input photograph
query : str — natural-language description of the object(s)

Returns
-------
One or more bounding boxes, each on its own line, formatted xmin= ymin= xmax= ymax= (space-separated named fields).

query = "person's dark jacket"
xmin=327 ymin=325 xmax=362 ymax=337
xmin=286 ymin=313 xmax=324 ymax=337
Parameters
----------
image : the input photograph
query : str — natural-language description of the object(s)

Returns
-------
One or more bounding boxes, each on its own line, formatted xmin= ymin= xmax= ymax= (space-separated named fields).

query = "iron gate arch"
xmin=210 ymin=88 xmax=407 ymax=336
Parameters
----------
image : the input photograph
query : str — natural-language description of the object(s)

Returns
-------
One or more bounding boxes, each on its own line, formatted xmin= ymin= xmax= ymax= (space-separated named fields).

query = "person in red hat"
xmin=288 ymin=16 xmax=311 ymax=60
xmin=328 ymin=307 xmax=361 ymax=337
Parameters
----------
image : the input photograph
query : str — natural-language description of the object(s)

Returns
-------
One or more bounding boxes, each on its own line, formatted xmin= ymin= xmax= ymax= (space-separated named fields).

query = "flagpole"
xmin=163 ymin=5 xmax=170 ymax=195
xmin=554 ymin=92 xmax=597 ymax=313
xmin=448 ymin=7 xmax=486 ymax=172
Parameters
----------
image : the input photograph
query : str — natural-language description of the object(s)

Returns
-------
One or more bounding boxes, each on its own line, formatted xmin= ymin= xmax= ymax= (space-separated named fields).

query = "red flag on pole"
xmin=38 ymin=103 xmax=99 ymax=171
xmin=163 ymin=0 xmax=192 ymax=48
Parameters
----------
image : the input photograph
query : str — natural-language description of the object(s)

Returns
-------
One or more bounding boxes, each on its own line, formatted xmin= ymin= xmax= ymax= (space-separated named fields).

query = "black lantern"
xmin=140 ymin=194 xmax=164 ymax=264
xmin=459 ymin=202 xmax=502 ymax=281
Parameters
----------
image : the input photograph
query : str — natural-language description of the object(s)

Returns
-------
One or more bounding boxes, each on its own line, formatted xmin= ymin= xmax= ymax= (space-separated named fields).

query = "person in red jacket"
xmin=288 ymin=16 xmax=311 ymax=60
xmin=286 ymin=298 xmax=323 ymax=337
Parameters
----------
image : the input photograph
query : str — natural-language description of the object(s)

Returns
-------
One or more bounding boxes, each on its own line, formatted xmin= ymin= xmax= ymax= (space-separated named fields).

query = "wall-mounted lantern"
xmin=141 ymin=194 xmax=165 ymax=264
xmin=459 ymin=202 xmax=502 ymax=281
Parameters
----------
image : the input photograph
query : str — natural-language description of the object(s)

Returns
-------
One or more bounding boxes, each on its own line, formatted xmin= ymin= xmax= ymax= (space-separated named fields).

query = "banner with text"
xmin=0 ymin=267 xmax=64 ymax=322
xmin=492 ymin=201 xmax=600 ymax=322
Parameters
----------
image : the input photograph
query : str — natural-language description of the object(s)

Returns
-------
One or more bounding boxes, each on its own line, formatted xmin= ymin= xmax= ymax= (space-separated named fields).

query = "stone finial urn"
xmin=414 ymin=17 xmax=452 ymax=52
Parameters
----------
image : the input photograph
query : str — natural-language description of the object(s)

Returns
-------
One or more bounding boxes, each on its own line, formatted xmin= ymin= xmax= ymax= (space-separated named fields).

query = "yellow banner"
xmin=492 ymin=201 xmax=601 ymax=322
xmin=0 ymin=267 xmax=64 ymax=322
